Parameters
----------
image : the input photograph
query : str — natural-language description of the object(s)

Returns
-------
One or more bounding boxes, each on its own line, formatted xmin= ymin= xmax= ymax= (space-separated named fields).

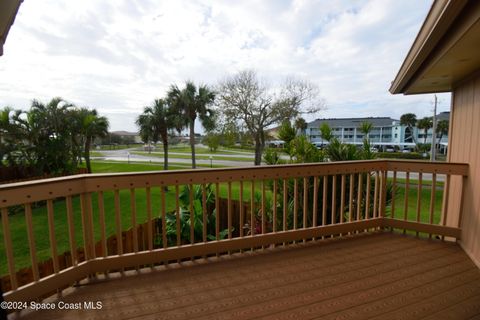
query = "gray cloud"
xmin=0 ymin=0 xmax=441 ymax=132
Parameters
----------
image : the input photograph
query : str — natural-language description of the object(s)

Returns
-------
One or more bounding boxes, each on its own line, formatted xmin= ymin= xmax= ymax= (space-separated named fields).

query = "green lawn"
xmin=89 ymin=160 xmax=227 ymax=172
xmin=131 ymin=151 xmax=255 ymax=162
xmin=389 ymin=186 xmax=444 ymax=224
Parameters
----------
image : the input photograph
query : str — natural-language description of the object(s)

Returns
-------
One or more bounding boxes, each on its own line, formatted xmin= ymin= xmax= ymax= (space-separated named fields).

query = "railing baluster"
xmin=294 ymin=178 xmax=298 ymax=230
xmin=174 ymin=185 xmax=180 ymax=246
xmin=216 ymin=182 xmax=220 ymax=240
xmin=98 ymin=191 xmax=107 ymax=257
xmin=365 ymin=172 xmax=372 ymax=220
xmin=25 ymin=204 xmax=39 ymax=281
xmin=429 ymin=173 xmax=437 ymax=238
xmin=416 ymin=173 xmax=423 ymax=236
xmin=331 ymin=175 xmax=337 ymax=226
xmin=190 ymin=184 xmax=195 ymax=244
xmin=65 ymin=196 xmax=77 ymax=266
xmin=441 ymin=174 xmax=451 ymax=241
xmin=47 ymin=199 xmax=59 ymax=273
xmin=403 ymin=172 xmax=410 ymax=234
xmin=348 ymin=174 xmax=354 ymax=223
xmin=239 ymin=181 xmax=244 ymax=237
xmin=130 ymin=189 xmax=138 ymax=253
xmin=390 ymin=171 xmax=397 ymax=221
xmin=228 ymin=182 xmax=232 ymax=239
xmin=202 ymin=184 xmax=207 ymax=242
xmin=250 ymin=180 xmax=254 ymax=236
xmin=303 ymin=177 xmax=308 ymax=229
xmin=114 ymin=190 xmax=123 ymax=255
xmin=146 ymin=187 xmax=153 ymax=251
xmin=86 ymin=193 xmax=95 ymax=259
xmin=161 ymin=186 xmax=168 ymax=249
xmin=1 ymin=208 xmax=17 ymax=290
xmin=457 ymin=176 xmax=468 ymax=230
xmin=357 ymin=173 xmax=363 ymax=222
xmin=80 ymin=194 xmax=89 ymax=260
xmin=380 ymin=170 xmax=388 ymax=218
xmin=273 ymin=179 xmax=277 ymax=233
xmin=340 ymin=175 xmax=346 ymax=224
xmin=313 ymin=176 xmax=319 ymax=229
xmin=373 ymin=172 xmax=379 ymax=219
xmin=80 ymin=193 xmax=95 ymax=260
xmin=283 ymin=179 xmax=287 ymax=232
xmin=303 ymin=177 xmax=308 ymax=243
xmin=261 ymin=180 xmax=266 ymax=235
xmin=322 ymin=176 xmax=328 ymax=228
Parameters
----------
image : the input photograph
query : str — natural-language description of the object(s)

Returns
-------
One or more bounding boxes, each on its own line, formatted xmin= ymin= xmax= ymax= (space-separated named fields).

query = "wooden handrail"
xmin=0 ymin=160 xmax=468 ymax=208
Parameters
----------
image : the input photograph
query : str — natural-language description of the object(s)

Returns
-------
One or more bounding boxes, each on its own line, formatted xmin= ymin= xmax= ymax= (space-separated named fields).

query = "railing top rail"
xmin=0 ymin=160 xmax=468 ymax=208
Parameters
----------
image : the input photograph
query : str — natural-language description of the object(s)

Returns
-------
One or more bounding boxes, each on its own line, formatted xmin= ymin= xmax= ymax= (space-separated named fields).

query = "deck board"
xmin=16 ymin=232 xmax=480 ymax=320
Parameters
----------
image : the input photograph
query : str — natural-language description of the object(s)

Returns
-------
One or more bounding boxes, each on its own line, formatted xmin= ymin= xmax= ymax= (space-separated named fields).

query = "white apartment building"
xmin=306 ymin=112 xmax=449 ymax=152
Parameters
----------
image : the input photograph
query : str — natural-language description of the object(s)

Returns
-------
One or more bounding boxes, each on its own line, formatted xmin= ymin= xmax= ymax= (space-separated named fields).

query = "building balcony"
xmin=1 ymin=160 xmax=478 ymax=319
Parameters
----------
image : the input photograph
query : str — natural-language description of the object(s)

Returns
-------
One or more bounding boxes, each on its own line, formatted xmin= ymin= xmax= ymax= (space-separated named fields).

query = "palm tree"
xmin=359 ymin=121 xmax=373 ymax=142
xmin=400 ymin=113 xmax=417 ymax=143
xmin=294 ymin=117 xmax=307 ymax=136
xmin=436 ymin=120 xmax=449 ymax=145
xmin=136 ymin=99 xmax=176 ymax=171
xmin=417 ymin=117 xmax=433 ymax=144
xmin=167 ymin=82 xmax=215 ymax=169
xmin=78 ymin=108 xmax=109 ymax=173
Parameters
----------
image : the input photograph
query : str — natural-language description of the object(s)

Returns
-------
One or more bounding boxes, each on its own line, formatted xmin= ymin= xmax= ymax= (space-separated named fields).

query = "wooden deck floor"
xmin=16 ymin=232 xmax=480 ymax=320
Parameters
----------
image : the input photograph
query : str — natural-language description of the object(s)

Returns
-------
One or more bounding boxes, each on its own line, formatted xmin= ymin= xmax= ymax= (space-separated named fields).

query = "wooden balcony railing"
xmin=0 ymin=160 xmax=468 ymax=303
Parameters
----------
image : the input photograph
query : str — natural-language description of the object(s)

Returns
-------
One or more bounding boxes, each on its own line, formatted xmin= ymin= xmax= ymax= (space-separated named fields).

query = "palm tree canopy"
xmin=359 ymin=121 xmax=373 ymax=135
xmin=436 ymin=120 xmax=449 ymax=135
xmin=400 ymin=113 xmax=417 ymax=127
xmin=417 ymin=117 xmax=433 ymax=130
xmin=167 ymin=81 xmax=216 ymax=131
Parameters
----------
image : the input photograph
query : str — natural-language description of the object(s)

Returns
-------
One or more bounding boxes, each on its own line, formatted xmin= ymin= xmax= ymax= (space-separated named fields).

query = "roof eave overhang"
xmin=0 ymin=0 xmax=23 ymax=56
xmin=389 ymin=0 xmax=468 ymax=95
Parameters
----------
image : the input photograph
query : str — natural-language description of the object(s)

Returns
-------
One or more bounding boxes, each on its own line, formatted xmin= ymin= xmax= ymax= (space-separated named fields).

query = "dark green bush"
xmin=376 ymin=152 xmax=425 ymax=160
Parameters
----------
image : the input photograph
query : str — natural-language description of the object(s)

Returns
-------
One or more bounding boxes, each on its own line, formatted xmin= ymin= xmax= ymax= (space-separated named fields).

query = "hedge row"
xmin=376 ymin=152 xmax=426 ymax=160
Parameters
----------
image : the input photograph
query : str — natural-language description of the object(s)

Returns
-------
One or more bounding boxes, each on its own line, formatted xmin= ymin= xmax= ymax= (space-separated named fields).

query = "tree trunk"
xmin=190 ymin=121 xmax=196 ymax=169
xmin=85 ymin=136 xmax=92 ymax=173
xmin=254 ymin=134 xmax=264 ymax=165
xmin=162 ymin=137 xmax=168 ymax=171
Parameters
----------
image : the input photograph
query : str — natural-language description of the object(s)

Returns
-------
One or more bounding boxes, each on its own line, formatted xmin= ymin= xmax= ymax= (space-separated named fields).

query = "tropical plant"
xmin=167 ymin=82 xmax=216 ymax=169
xmin=278 ymin=120 xmax=297 ymax=159
xmin=136 ymin=99 xmax=176 ymax=170
xmin=290 ymin=135 xmax=324 ymax=163
xmin=417 ymin=117 xmax=433 ymax=144
xmin=294 ymin=117 xmax=307 ymax=135
xmin=436 ymin=119 xmax=449 ymax=146
xmin=400 ymin=113 xmax=417 ymax=143
xmin=359 ymin=121 xmax=373 ymax=142
xmin=319 ymin=123 xmax=333 ymax=142
xmin=325 ymin=139 xmax=359 ymax=161
xmin=77 ymin=108 xmax=109 ymax=173
xmin=158 ymin=184 xmax=230 ymax=246
xmin=263 ymin=148 xmax=284 ymax=165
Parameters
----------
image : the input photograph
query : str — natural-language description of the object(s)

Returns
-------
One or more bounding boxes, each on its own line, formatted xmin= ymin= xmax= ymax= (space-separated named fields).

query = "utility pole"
xmin=431 ymin=94 xmax=438 ymax=161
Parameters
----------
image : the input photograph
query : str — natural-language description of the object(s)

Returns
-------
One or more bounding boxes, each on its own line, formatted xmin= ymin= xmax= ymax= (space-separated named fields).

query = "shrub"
xmin=376 ymin=152 xmax=425 ymax=160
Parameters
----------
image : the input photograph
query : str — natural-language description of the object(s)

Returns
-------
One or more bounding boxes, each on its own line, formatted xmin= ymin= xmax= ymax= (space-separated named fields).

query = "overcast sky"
xmin=0 ymin=0 xmax=450 ymax=132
